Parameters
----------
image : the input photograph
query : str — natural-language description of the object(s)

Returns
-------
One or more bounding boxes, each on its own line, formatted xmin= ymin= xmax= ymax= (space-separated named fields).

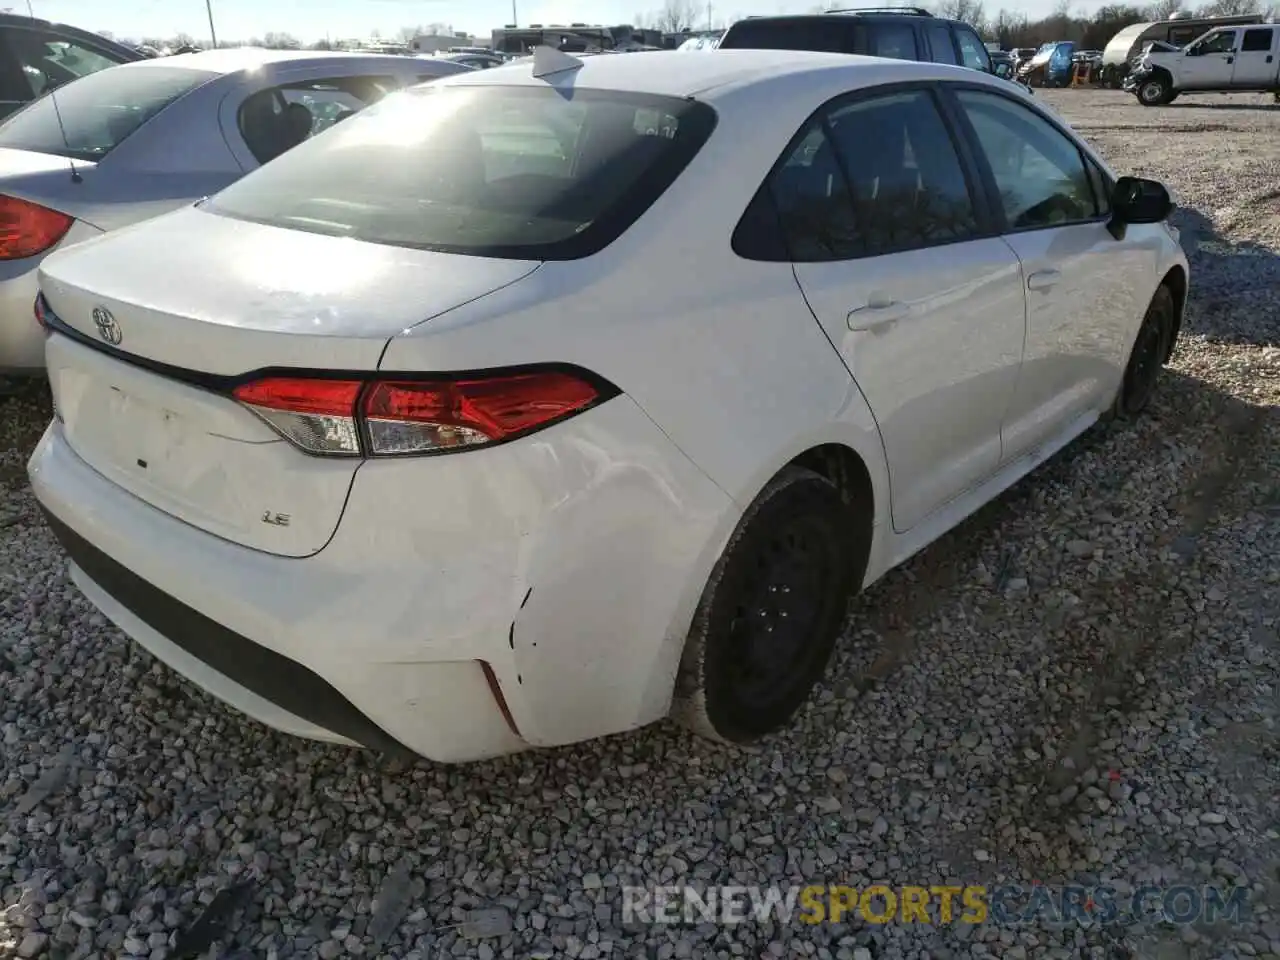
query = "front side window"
xmin=954 ymin=88 xmax=1097 ymax=229
xmin=238 ymin=76 xmax=399 ymax=165
xmin=1086 ymin=158 xmax=1112 ymax=216
xmin=1195 ymin=30 xmax=1237 ymax=55
xmin=206 ymin=85 xmax=716 ymax=260
xmin=955 ymin=27 xmax=992 ymax=71
xmin=925 ymin=23 xmax=959 ymax=64
xmin=0 ymin=64 xmax=214 ymax=161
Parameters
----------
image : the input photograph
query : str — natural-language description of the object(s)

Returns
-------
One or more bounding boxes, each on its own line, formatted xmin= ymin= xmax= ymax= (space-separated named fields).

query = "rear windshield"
xmin=203 ymin=84 xmax=717 ymax=260
xmin=0 ymin=65 xmax=214 ymax=162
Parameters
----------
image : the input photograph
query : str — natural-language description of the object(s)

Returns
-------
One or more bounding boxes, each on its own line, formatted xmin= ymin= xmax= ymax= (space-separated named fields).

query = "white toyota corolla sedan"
xmin=28 ymin=48 xmax=1189 ymax=763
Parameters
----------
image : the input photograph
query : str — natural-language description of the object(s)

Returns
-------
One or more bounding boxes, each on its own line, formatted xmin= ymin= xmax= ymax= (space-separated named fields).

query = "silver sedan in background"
xmin=0 ymin=48 xmax=470 ymax=375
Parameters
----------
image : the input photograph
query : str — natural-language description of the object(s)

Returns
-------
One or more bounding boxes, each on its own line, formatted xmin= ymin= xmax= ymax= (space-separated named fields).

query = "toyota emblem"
xmin=92 ymin=306 xmax=121 ymax=345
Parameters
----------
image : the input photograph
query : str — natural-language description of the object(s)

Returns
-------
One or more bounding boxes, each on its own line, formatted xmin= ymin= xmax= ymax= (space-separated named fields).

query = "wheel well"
xmin=1160 ymin=265 xmax=1187 ymax=362
xmin=788 ymin=443 xmax=874 ymax=589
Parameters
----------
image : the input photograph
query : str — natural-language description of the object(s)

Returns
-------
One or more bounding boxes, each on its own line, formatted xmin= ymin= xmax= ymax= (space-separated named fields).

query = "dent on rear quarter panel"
xmin=331 ymin=394 xmax=737 ymax=747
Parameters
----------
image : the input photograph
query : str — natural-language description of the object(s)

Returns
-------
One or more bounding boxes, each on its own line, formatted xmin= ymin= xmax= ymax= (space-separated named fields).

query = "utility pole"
xmin=205 ymin=0 xmax=218 ymax=47
xmin=511 ymin=0 xmax=518 ymax=25
xmin=706 ymin=2 xmax=713 ymax=30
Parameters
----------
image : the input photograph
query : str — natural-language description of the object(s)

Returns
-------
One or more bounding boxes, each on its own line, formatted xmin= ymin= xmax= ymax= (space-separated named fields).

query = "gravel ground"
xmin=1 ymin=88 xmax=1278 ymax=960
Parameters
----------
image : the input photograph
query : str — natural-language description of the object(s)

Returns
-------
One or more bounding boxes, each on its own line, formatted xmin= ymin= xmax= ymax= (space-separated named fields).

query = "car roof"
xmin=0 ymin=12 xmax=144 ymax=59
xmin=725 ymin=11 xmax=967 ymax=27
xmin=132 ymin=48 xmax=423 ymax=75
xmin=438 ymin=47 xmax=966 ymax=100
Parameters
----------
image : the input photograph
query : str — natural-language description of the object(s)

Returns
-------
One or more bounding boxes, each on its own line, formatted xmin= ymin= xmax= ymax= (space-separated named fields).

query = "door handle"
xmin=1267 ymin=54 xmax=1274 ymax=63
xmin=848 ymin=299 xmax=908 ymax=332
xmin=1226 ymin=55 xmax=1235 ymax=63
xmin=1026 ymin=269 xmax=1061 ymax=291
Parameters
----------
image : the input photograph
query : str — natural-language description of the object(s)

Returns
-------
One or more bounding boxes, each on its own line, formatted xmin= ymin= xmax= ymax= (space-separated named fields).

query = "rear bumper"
xmin=42 ymin=507 xmax=414 ymax=757
xmin=0 ymin=262 xmax=43 ymax=373
xmin=29 ymin=395 xmax=737 ymax=762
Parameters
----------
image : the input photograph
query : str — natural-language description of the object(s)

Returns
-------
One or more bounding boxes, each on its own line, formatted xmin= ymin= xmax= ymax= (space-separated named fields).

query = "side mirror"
xmin=1108 ymin=176 xmax=1173 ymax=239
xmin=993 ymin=61 xmax=1012 ymax=78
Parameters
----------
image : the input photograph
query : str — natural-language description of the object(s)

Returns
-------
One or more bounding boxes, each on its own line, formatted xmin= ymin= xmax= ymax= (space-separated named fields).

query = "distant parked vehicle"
xmin=1099 ymin=13 xmax=1264 ymax=88
xmin=0 ymin=13 xmax=142 ymax=120
xmin=1017 ymin=41 xmax=1075 ymax=86
xmin=1125 ymin=21 xmax=1280 ymax=104
xmin=0 ymin=48 xmax=470 ymax=374
xmin=677 ymin=33 xmax=722 ymax=50
xmin=432 ymin=51 xmax=507 ymax=69
xmin=717 ymin=7 xmax=1031 ymax=91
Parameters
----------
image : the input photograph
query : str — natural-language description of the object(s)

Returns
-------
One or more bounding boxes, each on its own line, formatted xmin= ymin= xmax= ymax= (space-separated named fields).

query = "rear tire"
xmin=1110 ymin=285 xmax=1175 ymax=421
xmin=673 ymin=467 xmax=858 ymax=744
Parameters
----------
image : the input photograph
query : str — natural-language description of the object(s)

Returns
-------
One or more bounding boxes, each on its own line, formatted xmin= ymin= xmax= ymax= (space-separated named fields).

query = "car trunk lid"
xmin=39 ymin=206 xmax=540 ymax=556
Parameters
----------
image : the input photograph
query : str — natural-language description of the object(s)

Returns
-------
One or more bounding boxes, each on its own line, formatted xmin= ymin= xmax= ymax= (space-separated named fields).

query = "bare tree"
xmin=261 ymin=31 xmax=299 ymax=49
xmin=1145 ymin=0 xmax=1185 ymax=18
xmin=396 ymin=25 xmax=422 ymax=42
xmin=933 ymin=0 xmax=990 ymax=33
xmin=654 ymin=0 xmax=698 ymax=32
xmin=1195 ymin=0 xmax=1259 ymax=14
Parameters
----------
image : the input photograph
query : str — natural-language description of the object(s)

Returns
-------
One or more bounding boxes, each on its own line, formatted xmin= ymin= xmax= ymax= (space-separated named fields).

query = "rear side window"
xmin=760 ymin=125 xmax=862 ymax=261
xmin=3 ymin=26 xmax=125 ymax=99
xmin=824 ymin=89 xmax=977 ymax=255
xmin=0 ymin=65 xmax=213 ymax=161
xmin=742 ymin=88 xmax=978 ymax=262
xmin=238 ymin=75 xmax=399 ymax=165
xmin=868 ymin=23 xmax=918 ymax=60
xmin=205 ymin=85 xmax=717 ymax=260
xmin=925 ymin=23 xmax=959 ymax=64
xmin=719 ymin=19 xmax=858 ymax=53
xmin=1242 ymin=28 xmax=1273 ymax=52
xmin=955 ymin=28 xmax=992 ymax=70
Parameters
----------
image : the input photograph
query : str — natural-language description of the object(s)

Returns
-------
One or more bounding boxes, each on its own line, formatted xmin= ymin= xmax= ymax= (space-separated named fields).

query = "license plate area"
xmin=105 ymin=385 xmax=189 ymax=476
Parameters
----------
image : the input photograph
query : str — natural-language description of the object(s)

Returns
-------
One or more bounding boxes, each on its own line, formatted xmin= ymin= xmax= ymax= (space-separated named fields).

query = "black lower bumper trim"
xmin=40 ymin=506 xmax=413 ymax=760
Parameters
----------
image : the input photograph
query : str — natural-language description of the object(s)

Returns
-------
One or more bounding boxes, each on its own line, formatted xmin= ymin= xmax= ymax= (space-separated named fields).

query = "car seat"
xmin=281 ymin=102 xmax=314 ymax=150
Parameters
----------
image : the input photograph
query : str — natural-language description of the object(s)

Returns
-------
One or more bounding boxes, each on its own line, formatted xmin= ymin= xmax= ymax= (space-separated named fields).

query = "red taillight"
xmin=232 ymin=377 xmax=364 ymax=456
xmin=363 ymin=373 xmax=602 ymax=455
xmin=0 ymin=195 xmax=73 ymax=260
xmin=232 ymin=370 xmax=606 ymax=458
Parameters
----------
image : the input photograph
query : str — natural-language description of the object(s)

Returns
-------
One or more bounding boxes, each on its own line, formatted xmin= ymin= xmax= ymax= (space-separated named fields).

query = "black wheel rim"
xmin=724 ymin=514 xmax=837 ymax=710
xmin=1141 ymin=82 xmax=1163 ymax=102
xmin=1122 ymin=307 xmax=1167 ymax=412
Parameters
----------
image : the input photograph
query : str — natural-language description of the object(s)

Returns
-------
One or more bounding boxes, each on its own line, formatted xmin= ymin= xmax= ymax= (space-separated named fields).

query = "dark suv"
xmin=0 ymin=14 xmax=142 ymax=121
xmin=718 ymin=7 xmax=1003 ymax=78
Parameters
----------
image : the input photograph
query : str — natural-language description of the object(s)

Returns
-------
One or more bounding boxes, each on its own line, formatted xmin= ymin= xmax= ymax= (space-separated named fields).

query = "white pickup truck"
xmin=1124 ymin=21 xmax=1280 ymax=104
